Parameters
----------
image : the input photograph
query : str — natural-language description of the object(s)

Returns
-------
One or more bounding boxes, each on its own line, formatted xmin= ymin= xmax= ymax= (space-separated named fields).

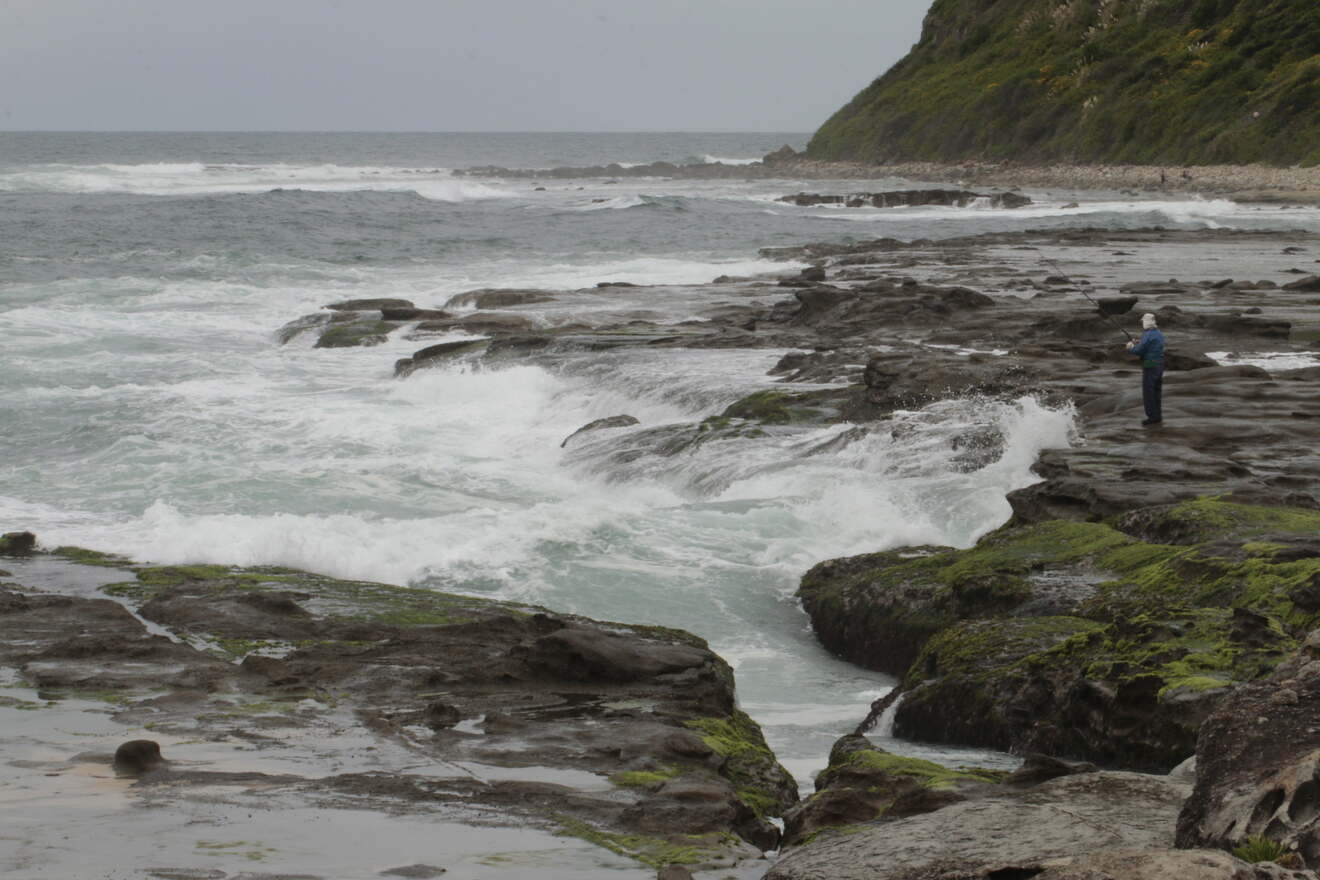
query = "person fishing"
xmin=1125 ymin=312 xmax=1165 ymax=426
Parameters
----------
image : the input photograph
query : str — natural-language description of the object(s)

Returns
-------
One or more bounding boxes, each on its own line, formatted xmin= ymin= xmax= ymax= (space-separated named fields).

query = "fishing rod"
xmin=1042 ymin=257 xmax=1134 ymax=342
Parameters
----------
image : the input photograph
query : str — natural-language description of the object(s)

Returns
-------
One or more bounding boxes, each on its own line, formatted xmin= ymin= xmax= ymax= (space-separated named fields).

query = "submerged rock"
xmin=560 ymin=415 xmax=640 ymax=448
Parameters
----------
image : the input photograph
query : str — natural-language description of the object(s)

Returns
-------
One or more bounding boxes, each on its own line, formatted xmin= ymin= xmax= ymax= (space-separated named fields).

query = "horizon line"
xmin=0 ymin=128 xmax=814 ymax=135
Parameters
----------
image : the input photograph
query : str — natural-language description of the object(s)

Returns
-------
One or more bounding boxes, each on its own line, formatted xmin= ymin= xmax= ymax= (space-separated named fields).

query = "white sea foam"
xmin=799 ymin=196 xmax=1285 ymax=229
xmin=702 ymin=154 xmax=761 ymax=166
xmin=569 ymin=194 xmax=649 ymax=211
xmin=426 ymin=255 xmax=802 ymax=292
xmin=875 ymin=691 xmax=903 ymax=737
xmin=0 ymin=162 xmax=515 ymax=201
xmin=1209 ymin=350 xmax=1320 ymax=372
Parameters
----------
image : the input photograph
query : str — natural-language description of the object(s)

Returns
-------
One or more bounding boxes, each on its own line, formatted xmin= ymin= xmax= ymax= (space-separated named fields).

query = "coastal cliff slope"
xmin=808 ymin=0 xmax=1320 ymax=166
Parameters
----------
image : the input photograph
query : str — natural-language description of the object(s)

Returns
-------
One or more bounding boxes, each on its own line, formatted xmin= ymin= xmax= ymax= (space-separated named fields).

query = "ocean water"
xmin=4 ymin=132 xmax=1318 ymax=809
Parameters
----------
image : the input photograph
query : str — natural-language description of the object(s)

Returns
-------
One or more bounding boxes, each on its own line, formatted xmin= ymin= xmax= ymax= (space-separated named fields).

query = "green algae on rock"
xmin=315 ymin=318 xmax=397 ymax=348
xmin=782 ymin=732 xmax=1002 ymax=847
xmin=802 ymin=498 xmax=1320 ymax=769
xmin=684 ymin=710 xmax=800 ymax=819
xmin=0 ymin=531 xmax=37 ymax=556
xmin=797 ymin=519 xmax=1156 ymax=677
xmin=895 ymin=608 xmax=1292 ymax=770
xmin=1 ymin=548 xmax=793 ymax=870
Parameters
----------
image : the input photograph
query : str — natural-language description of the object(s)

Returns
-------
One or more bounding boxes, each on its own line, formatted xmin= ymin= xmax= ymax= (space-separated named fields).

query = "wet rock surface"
xmin=778 ymin=190 xmax=1032 ymax=210
xmin=261 ymin=224 xmax=1320 ymax=862
xmin=16 ymin=224 xmax=1320 ymax=877
xmin=769 ymin=770 xmax=1193 ymax=880
xmin=802 ymin=503 xmax=1320 ymax=771
xmin=1177 ymin=629 xmax=1320 ymax=867
xmin=0 ymin=553 xmax=792 ymax=877
xmin=781 ymin=733 xmax=1001 ymax=848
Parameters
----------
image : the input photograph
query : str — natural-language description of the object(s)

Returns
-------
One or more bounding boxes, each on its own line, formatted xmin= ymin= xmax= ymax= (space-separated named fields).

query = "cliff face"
xmin=808 ymin=0 xmax=1320 ymax=166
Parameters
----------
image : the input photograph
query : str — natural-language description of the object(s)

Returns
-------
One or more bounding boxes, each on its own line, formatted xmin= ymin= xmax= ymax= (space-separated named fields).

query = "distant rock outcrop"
xmin=779 ymin=190 xmax=1031 ymax=209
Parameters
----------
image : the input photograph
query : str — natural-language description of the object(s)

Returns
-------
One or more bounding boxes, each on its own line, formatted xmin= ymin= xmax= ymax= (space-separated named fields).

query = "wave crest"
xmin=0 ymin=162 xmax=516 ymax=201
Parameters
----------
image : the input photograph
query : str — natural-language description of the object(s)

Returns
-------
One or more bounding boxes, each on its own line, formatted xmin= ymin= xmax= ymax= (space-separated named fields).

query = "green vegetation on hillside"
xmin=809 ymin=0 xmax=1320 ymax=166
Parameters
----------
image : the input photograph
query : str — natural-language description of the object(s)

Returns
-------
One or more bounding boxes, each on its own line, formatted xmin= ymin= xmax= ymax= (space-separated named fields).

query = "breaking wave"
xmin=0 ymin=162 xmax=516 ymax=201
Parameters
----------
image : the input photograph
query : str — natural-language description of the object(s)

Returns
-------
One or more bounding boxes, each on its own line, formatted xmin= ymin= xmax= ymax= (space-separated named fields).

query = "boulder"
xmin=314 ymin=318 xmax=398 ymax=348
xmin=1177 ymin=628 xmax=1320 ymax=869
xmin=781 ymin=734 xmax=999 ymax=846
xmin=1282 ymin=276 xmax=1320 ymax=292
xmin=0 ymin=531 xmax=37 ymax=556
xmin=113 ymin=739 xmax=165 ymax=773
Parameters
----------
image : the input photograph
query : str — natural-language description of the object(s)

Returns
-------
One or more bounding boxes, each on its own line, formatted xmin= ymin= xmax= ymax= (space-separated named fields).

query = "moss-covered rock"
xmin=719 ymin=390 xmax=826 ymax=425
xmin=51 ymin=546 xmax=130 ymax=567
xmin=782 ymin=733 xmax=1001 ymax=847
xmin=684 ymin=709 xmax=800 ymax=819
xmin=1110 ymin=497 xmax=1320 ymax=546
xmin=895 ymin=604 xmax=1294 ymax=771
xmin=0 ymin=531 xmax=36 ymax=556
xmin=315 ymin=319 xmax=398 ymax=348
xmin=797 ymin=520 xmax=1160 ymax=676
xmin=10 ymin=551 xmax=794 ymax=865
xmin=804 ymin=498 xmax=1320 ymax=770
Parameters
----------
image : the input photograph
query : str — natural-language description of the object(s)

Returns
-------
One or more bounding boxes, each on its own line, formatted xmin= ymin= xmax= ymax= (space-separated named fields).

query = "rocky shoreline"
xmin=9 ymin=215 xmax=1320 ymax=878
xmin=455 ymin=147 xmax=1320 ymax=204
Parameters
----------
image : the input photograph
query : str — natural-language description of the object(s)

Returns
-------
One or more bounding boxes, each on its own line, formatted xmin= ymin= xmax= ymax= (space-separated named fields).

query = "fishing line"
xmin=1042 ymin=257 xmax=1134 ymax=342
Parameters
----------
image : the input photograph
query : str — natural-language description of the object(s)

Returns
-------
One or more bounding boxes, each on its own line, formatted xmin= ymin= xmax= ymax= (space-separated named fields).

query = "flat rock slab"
xmin=1032 ymin=849 xmax=1314 ymax=880
xmin=767 ymin=772 xmax=1189 ymax=880
xmin=0 ymin=555 xmax=791 ymax=876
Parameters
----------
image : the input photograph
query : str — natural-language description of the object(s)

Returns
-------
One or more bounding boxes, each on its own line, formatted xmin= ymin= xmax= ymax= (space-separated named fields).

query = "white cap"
xmin=1141 ymin=313 xmax=1157 ymax=329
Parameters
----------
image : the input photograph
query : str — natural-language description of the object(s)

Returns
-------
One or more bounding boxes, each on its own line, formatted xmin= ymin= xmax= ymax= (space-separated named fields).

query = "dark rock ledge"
xmin=0 ymin=548 xmax=794 ymax=875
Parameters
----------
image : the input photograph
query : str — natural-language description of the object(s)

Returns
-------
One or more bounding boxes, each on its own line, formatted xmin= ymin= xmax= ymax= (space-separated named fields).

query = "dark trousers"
xmin=1142 ymin=364 xmax=1164 ymax=422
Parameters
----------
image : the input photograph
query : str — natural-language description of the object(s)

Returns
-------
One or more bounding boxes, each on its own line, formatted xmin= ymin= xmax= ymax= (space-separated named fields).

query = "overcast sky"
xmin=0 ymin=0 xmax=931 ymax=131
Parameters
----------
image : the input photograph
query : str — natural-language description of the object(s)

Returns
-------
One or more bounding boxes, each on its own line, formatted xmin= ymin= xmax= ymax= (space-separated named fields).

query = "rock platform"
xmin=13 ymin=222 xmax=1320 ymax=877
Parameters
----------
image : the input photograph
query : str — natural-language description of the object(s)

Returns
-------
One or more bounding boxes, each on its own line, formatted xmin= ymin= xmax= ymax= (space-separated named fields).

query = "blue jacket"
xmin=1130 ymin=328 xmax=1165 ymax=367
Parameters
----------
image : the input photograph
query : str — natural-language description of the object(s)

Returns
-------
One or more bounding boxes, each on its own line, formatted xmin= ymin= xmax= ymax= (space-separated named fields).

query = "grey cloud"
xmin=0 ymin=0 xmax=930 ymax=131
